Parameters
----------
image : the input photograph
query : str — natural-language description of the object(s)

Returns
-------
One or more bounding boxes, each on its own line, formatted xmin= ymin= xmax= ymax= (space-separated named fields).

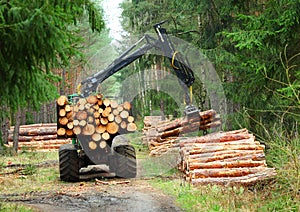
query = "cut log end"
xmin=99 ymin=141 xmax=107 ymax=149
xmin=87 ymin=95 xmax=98 ymax=104
xmin=92 ymin=133 xmax=101 ymax=142
xmin=89 ymin=141 xmax=97 ymax=150
xmin=106 ymin=122 xmax=119 ymax=134
xmin=57 ymin=95 xmax=68 ymax=106
xmin=57 ymin=128 xmax=66 ymax=136
xmin=82 ymin=124 xmax=95 ymax=136
xmin=127 ymin=123 xmax=137 ymax=132
xmin=123 ymin=101 xmax=131 ymax=110
xmin=102 ymin=132 xmax=110 ymax=140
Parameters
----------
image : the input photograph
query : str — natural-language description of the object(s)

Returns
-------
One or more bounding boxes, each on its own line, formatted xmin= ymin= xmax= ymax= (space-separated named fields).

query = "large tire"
xmin=59 ymin=144 xmax=80 ymax=182
xmin=114 ymin=145 xmax=137 ymax=178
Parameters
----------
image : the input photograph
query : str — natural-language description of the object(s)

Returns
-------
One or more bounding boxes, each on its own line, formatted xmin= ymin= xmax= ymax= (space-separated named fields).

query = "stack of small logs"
xmin=179 ymin=128 xmax=277 ymax=185
xmin=8 ymin=123 xmax=70 ymax=151
xmin=142 ymin=109 xmax=221 ymax=156
xmin=56 ymin=94 xmax=137 ymax=151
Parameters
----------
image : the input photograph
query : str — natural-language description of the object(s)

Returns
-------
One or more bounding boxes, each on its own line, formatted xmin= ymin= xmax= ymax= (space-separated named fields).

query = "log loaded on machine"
xmin=57 ymin=20 xmax=202 ymax=182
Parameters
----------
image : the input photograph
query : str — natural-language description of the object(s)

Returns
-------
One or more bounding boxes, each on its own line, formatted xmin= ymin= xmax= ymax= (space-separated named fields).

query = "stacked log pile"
xmin=142 ymin=109 xmax=221 ymax=156
xmin=57 ymin=94 xmax=137 ymax=151
xmin=8 ymin=123 xmax=70 ymax=151
xmin=179 ymin=129 xmax=276 ymax=185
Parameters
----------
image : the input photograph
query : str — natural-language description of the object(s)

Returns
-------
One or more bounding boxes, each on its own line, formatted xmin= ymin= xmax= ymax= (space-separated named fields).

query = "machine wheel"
xmin=59 ymin=144 xmax=80 ymax=182
xmin=114 ymin=145 xmax=137 ymax=178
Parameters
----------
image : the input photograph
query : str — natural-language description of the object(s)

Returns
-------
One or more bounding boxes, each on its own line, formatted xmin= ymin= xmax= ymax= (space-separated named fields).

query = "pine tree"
xmin=0 ymin=0 xmax=105 ymax=147
xmin=0 ymin=0 xmax=105 ymax=113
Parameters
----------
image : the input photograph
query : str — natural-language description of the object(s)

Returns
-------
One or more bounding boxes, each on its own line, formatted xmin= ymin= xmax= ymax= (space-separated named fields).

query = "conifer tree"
xmin=0 ymin=0 xmax=105 ymax=114
xmin=0 ymin=0 xmax=105 ymax=147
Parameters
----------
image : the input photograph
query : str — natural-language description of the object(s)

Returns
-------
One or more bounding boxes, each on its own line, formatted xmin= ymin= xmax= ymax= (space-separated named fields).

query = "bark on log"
xmin=190 ymin=167 xmax=269 ymax=178
xmin=144 ymin=125 xmax=276 ymax=185
xmin=190 ymin=168 xmax=277 ymax=185
xmin=184 ymin=144 xmax=265 ymax=155
xmin=15 ymin=127 xmax=57 ymax=136
xmin=9 ymin=139 xmax=70 ymax=146
xmin=8 ymin=134 xmax=58 ymax=142
xmin=10 ymin=123 xmax=57 ymax=129
xmin=188 ymin=160 xmax=266 ymax=170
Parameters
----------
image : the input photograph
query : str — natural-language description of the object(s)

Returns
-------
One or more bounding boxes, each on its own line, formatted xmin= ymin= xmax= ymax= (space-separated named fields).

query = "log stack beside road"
xmin=8 ymin=123 xmax=70 ymax=151
xmin=142 ymin=113 xmax=276 ymax=185
xmin=178 ymin=128 xmax=276 ymax=185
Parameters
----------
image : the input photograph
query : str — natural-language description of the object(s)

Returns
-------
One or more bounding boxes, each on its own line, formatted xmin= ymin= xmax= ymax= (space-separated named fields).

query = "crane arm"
xmin=79 ymin=21 xmax=196 ymax=109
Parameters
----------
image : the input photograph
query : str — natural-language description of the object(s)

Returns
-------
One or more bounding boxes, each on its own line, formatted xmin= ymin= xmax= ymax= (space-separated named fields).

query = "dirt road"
xmin=3 ymin=178 xmax=180 ymax=212
xmin=1 ymin=153 xmax=183 ymax=211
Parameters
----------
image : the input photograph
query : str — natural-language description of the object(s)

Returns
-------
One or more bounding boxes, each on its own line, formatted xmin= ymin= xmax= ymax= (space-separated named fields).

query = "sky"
xmin=100 ymin=0 xmax=127 ymax=42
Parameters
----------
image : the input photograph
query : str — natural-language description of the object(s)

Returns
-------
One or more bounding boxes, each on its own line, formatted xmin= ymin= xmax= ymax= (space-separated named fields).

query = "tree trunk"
xmin=1 ymin=106 xmax=10 ymax=145
xmin=13 ymin=107 xmax=22 ymax=153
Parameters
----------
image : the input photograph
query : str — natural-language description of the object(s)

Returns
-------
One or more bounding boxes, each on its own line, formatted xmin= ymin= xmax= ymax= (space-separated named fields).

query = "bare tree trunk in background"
xmin=20 ymin=108 xmax=27 ymax=125
xmin=1 ymin=106 xmax=10 ymax=145
xmin=43 ymin=104 xmax=47 ymax=123
xmin=13 ymin=107 xmax=22 ymax=152
xmin=160 ymin=99 xmax=165 ymax=120
xmin=47 ymin=102 xmax=52 ymax=123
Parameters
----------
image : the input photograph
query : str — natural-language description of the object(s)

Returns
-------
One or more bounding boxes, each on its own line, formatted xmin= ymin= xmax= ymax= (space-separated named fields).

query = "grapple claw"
xmin=184 ymin=105 xmax=200 ymax=120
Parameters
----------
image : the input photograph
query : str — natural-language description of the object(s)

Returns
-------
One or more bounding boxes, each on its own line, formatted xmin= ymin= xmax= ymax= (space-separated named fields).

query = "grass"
xmin=150 ymin=177 xmax=299 ymax=212
xmin=0 ymin=149 xmax=63 ymax=211
xmin=0 ymin=150 xmax=61 ymax=195
xmin=0 ymin=202 xmax=34 ymax=212
xmin=0 ymin=131 xmax=299 ymax=212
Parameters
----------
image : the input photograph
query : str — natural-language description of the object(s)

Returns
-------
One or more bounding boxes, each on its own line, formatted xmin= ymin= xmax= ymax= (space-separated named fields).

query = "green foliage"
xmin=0 ymin=202 xmax=33 ymax=212
xmin=121 ymin=0 xmax=300 ymax=136
xmin=0 ymin=0 xmax=105 ymax=117
xmin=265 ymin=132 xmax=300 ymax=199
xmin=22 ymin=164 xmax=37 ymax=175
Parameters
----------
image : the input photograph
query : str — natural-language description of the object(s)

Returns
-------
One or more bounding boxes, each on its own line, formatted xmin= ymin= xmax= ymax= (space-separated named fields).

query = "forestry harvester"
xmin=57 ymin=21 xmax=200 ymax=182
